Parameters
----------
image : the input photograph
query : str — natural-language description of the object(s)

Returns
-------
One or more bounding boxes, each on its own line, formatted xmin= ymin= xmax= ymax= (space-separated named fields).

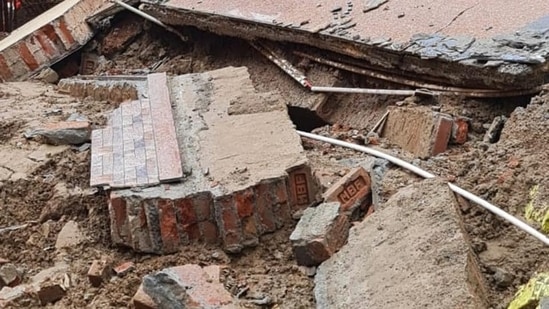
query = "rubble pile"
xmin=0 ymin=1 xmax=548 ymax=308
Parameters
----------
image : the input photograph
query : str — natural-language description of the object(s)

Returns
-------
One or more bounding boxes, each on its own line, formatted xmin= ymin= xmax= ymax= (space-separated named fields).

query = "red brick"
xmin=199 ymin=221 xmax=219 ymax=244
xmin=17 ymin=43 xmax=39 ymax=71
xmin=35 ymin=29 xmax=59 ymax=58
xmin=194 ymin=193 xmax=213 ymax=221
xmin=133 ymin=284 xmax=156 ymax=309
xmin=241 ymin=217 xmax=259 ymax=246
xmin=0 ymin=55 xmax=13 ymax=81
xmin=235 ymin=188 xmax=255 ymax=218
xmin=174 ymin=198 xmax=197 ymax=226
xmin=109 ymin=195 xmax=129 ymax=243
xmin=255 ymin=183 xmax=277 ymax=234
xmin=56 ymin=19 xmax=76 ymax=46
xmin=87 ymin=258 xmax=112 ymax=287
xmin=324 ymin=167 xmax=372 ymax=213
xmin=452 ymin=117 xmax=469 ymax=144
xmin=290 ymin=202 xmax=350 ymax=266
xmin=158 ymin=199 xmax=180 ymax=253
xmin=271 ymin=178 xmax=292 ymax=227
xmin=287 ymin=166 xmax=318 ymax=211
xmin=216 ymin=196 xmax=242 ymax=251
xmin=432 ymin=116 xmax=453 ymax=156
xmin=185 ymin=223 xmax=202 ymax=242
xmin=114 ymin=261 xmax=135 ymax=277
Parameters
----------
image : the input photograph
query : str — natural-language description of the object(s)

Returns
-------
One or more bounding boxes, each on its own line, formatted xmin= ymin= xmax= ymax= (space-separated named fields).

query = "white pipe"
xmin=312 ymin=86 xmax=420 ymax=96
xmin=297 ymin=130 xmax=549 ymax=246
xmin=110 ymin=0 xmax=188 ymax=42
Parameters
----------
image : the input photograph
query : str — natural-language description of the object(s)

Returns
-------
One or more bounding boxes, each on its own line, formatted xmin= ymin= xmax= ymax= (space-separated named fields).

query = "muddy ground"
xmin=1 ymin=17 xmax=548 ymax=308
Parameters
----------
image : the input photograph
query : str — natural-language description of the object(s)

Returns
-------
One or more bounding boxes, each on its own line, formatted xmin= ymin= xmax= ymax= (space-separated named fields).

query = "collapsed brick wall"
xmin=109 ymin=165 xmax=318 ymax=253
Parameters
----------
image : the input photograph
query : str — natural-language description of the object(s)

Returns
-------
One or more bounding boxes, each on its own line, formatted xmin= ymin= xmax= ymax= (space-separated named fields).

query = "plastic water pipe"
xmin=297 ymin=130 xmax=549 ymax=246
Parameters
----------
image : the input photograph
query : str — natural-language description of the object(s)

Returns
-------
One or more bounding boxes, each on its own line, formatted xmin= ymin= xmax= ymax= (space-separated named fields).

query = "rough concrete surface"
xmin=314 ymin=178 xmax=486 ymax=308
xmin=141 ymin=0 xmax=549 ymax=89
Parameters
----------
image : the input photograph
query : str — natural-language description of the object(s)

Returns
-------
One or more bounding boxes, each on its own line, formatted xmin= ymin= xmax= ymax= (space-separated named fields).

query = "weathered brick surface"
xmin=323 ymin=167 xmax=372 ymax=215
xmin=0 ymin=0 xmax=107 ymax=82
xmin=382 ymin=106 xmax=455 ymax=158
xmin=451 ymin=117 xmax=469 ymax=144
xmin=104 ymin=67 xmax=319 ymax=254
xmin=133 ymin=264 xmax=235 ymax=309
xmin=290 ymin=202 xmax=350 ymax=266
xmin=58 ymin=78 xmax=140 ymax=102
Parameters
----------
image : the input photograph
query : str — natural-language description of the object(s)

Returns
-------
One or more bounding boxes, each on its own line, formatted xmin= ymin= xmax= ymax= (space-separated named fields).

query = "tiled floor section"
xmin=90 ymin=73 xmax=183 ymax=188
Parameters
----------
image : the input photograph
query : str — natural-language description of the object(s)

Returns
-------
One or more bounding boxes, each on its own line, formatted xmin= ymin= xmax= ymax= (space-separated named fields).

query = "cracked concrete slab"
xmin=141 ymin=0 xmax=549 ymax=90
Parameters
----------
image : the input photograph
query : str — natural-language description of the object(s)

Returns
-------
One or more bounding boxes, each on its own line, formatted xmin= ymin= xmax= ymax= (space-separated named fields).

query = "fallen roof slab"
xmin=0 ymin=0 xmax=107 ymax=82
xmin=141 ymin=0 xmax=549 ymax=90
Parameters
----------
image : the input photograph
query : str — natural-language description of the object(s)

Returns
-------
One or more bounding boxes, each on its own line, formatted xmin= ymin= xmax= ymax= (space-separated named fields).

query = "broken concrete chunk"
xmin=87 ymin=258 xmax=112 ymax=287
xmin=290 ymin=202 xmax=350 ymax=266
xmin=32 ymin=68 xmax=59 ymax=84
xmin=382 ymin=106 xmax=453 ymax=158
xmin=483 ymin=115 xmax=507 ymax=143
xmin=323 ymin=167 xmax=371 ymax=215
xmin=315 ymin=179 xmax=486 ymax=308
xmin=133 ymin=264 xmax=235 ymax=309
xmin=55 ymin=221 xmax=84 ymax=249
xmin=29 ymin=121 xmax=91 ymax=145
xmin=0 ymin=263 xmax=21 ymax=288
xmin=0 ymin=285 xmax=29 ymax=307
xmin=363 ymin=0 xmax=388 ymax=12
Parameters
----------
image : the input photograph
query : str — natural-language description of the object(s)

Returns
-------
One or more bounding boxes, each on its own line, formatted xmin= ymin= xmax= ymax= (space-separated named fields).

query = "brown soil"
xmin=2 ymin=17 xmax=548 ymax=309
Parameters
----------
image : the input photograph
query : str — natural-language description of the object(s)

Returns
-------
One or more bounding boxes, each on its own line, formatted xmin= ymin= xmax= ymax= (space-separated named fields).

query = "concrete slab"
xmin=106 ymin=67 xmax=320 ymax=254
xmin=0 ymin=0 xmax=106 ymax=81
xmin=141 ymin=0 xmax=549 ymax=90
xmin=314 ymin=178 xmax=487 ymax=308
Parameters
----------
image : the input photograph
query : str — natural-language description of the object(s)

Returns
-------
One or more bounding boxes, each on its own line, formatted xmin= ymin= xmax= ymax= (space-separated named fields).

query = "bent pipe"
xmin=297 ymin=130 xmax=549 ymax=246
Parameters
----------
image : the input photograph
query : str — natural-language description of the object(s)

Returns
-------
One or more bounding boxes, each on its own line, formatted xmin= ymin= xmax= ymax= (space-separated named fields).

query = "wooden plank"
xmin=147 ymin=73 xmax=183 ymax=182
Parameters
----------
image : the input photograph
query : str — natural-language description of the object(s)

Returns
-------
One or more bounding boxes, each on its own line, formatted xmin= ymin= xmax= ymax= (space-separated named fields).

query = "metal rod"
xmin=297 ymin=130 xmax=549 ymax=246
xmin=110 ymin=0 xmax=188 ymax=42
xmin=250 ymin=41 xmax=311 ymax=88
xmin=295 ymin=51 xmax=542 ymax=98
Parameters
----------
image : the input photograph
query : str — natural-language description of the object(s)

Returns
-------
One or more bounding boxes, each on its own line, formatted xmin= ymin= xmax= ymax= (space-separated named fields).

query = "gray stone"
xmin=493 ymin=267 xmax=514 ymax=288
xmin=142 ymin=273 xmax=188 ymax=309
xmin=314 ymin=179 xmax=486 ymax=308
xmin=0 ymin=264 xmax=20 ymax=287
xmin=363 ymin=0 xmax=388 ymax=13
xmin=29 ymin=121 xmax=91 ymax=145
xmin=290 ymin=202 xmax=350 ymax=266
xmin=483 ymin=116 xmax=507 ymax=143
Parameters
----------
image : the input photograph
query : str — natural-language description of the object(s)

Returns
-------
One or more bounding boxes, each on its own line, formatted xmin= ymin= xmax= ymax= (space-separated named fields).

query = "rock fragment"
xmin=0 ymin=264 xmax=21 ymax=288
xmin=363 ymin=0 xmax=388 ymax=12
xmin=55 ymin=221 xmax=84 ymax=249
xmin=28 ymin=121 xmax=91 ymax=145
xmin=483 ymin=115 xmax=507 ymax=143
xmin=132 ymin=265 xmax=236 ymax=309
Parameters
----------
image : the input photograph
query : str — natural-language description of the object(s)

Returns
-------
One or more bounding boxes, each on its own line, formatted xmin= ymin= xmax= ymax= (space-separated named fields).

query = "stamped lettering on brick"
xmin=337 ymin=175 xmax=367 ymax=204
xmin=294 ymin=173 xmax=310 ymax=205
